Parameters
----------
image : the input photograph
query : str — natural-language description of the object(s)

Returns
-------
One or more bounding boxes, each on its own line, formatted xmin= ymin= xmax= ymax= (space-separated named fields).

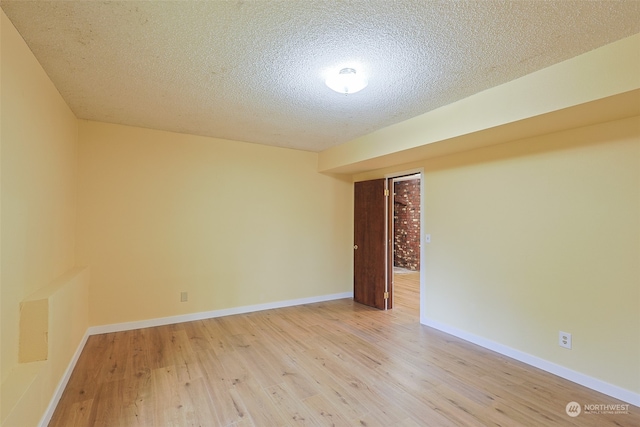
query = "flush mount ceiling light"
xmin=325 ymin=68 xmax=368 ymax=94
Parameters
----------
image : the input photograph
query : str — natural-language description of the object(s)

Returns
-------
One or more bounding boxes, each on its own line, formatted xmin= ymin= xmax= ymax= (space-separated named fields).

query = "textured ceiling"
xmin=2 ymin=1 xmax=639 ymax=152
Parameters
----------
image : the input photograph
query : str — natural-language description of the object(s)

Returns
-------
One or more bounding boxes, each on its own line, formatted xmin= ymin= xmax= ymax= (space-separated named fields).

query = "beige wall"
xmin=76 ymin=121 xmax=353 ymax=327
xmin=1 ymin=10 xmax=89 ymax=427
xmin=356 ymin=116 xmax=640 ymax=394
xmin=1 ymin=9 xmax=78 ymax=385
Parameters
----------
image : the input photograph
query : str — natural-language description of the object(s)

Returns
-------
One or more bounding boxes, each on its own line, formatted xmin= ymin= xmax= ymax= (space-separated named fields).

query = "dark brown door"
xmin=353 ymin=179 xmax=387 ymax=309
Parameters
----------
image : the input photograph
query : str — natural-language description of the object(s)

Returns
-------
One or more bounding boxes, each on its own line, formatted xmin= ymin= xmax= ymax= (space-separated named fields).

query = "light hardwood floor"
xmin=49 ymin=272 xmax=638 ymax=426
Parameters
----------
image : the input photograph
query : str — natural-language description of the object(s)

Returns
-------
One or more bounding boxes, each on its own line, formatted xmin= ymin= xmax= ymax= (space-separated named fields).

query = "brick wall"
xmin=394 ymin=179 xmax=421 ymax=270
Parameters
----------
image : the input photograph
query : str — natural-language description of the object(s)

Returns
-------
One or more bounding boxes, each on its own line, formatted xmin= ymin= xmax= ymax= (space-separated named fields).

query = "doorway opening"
xmin=389 ymin=173 xmax=421 ymax=315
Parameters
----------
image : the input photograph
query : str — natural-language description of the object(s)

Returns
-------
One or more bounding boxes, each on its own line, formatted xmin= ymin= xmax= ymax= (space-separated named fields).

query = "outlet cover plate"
xmin=559 ymin=331 xmax=572 ymax=349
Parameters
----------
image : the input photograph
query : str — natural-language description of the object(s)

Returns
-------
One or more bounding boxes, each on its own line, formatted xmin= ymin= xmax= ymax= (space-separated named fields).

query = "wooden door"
xmin=353 ymin=179 xmax=387 ymax=309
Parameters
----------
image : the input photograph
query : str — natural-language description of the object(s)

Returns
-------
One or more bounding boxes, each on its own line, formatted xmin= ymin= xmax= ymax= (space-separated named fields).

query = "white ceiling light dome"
xmin=325 ymin=68 xmax=368 ymax=94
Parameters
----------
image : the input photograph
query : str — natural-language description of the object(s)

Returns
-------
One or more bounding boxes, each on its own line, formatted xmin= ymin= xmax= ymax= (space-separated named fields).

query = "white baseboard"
xmin=38 ymin=330 xmax=90 ymax=427
xmin=88 ymin=291 xmax=353 ymax=335
xmin=421 ymin=316 xmax=640 ymax=407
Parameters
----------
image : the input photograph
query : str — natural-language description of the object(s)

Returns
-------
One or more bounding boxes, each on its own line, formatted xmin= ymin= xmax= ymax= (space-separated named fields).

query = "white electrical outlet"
xmin=180 ymin=291 xmax=188 ymax=302
xmin=559 ymin=331 xmax=572 ymax=349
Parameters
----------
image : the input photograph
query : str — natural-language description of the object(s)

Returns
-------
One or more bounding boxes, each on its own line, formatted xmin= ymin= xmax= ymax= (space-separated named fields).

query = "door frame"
xmin=385 ymin=168 xmax=424 ymax=316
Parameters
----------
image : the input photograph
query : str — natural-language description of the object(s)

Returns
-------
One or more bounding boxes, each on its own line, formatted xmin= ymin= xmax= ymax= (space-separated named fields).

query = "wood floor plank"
xmin=265 ymin=383 xmax=321 ymax=426
xmin=302 ymin=346 xmax=410 ymax=424
xmin=253 ymin=341 xmax=321 ymax=401
xmin=231 ymin=377 xmax=289 ymax=427
xmin=364 ymin=367 xmax=459 ymax=426
xmin=201 ymin=318 xmax=237 ymax=356
xmin=97 ymin=332 xmax=129 ymax=383
xmin=126 ymin=328 xmax=153 ymax=384
xmin=182 ymin=320 xmax=216 ymax=353
xmin=90 ymin=378 xmax=124 ymax=427
xmin=48 ymin=272 xmax=639 ymax=427
xmin=195 ymin=350 xmax=249 ymax=426
xmin=49 ymin=399 xmax=93 ymax=427
xmin=233 ymin=343 xmax=284 ymax=390
xmin=292 ymin=349 xmax=368 ymax=421
xmin=302 ymin=393 xmax=353 ymax=426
